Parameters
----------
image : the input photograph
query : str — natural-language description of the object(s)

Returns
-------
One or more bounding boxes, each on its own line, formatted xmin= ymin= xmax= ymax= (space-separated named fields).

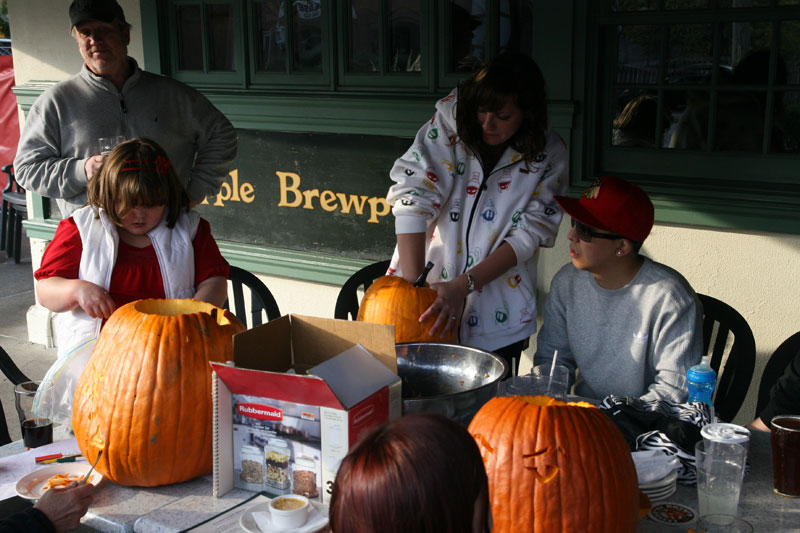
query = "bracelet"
xmin=466 ymin=273 xmax=476 ymax=294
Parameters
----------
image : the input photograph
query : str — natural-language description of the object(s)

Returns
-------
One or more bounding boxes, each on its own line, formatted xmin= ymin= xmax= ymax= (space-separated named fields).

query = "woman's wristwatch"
xmin=466 ymin=273 xmax=476 ymax=294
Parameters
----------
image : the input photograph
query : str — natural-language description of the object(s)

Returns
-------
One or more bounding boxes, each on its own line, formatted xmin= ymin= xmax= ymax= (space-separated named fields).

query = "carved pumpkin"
xmin=72 ymin=299 xmax=245 ymax=487
xmin=468 ymin=395 xmax=642 ymax=532
xmin=357 ymin=274 xmax=458 ymax=344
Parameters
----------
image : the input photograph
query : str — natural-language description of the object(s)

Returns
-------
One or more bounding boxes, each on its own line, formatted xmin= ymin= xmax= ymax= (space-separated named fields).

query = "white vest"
xmin=54 ymin=206 xmax=199 ymax=358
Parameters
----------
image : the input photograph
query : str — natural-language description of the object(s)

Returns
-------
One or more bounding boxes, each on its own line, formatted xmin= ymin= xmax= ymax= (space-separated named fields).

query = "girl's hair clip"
xmin=120 ymin=156 xmax=172 ymax=175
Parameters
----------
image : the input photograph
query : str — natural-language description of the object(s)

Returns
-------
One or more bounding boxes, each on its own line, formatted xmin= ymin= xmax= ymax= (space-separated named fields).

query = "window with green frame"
xmin=584 ymin=0 xmax=800 ymax=234
xmin=163 ymin=0 xmax=535 ymax=92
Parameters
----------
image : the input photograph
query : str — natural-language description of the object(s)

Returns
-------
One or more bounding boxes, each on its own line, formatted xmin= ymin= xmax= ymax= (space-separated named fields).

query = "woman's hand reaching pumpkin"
xmin=420 ymin=276 xmax=470 ymax=338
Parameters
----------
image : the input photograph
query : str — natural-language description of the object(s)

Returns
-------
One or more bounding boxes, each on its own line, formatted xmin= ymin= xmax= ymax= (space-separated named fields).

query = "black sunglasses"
xmin=570 ymin=218 xmax=623 ymax=242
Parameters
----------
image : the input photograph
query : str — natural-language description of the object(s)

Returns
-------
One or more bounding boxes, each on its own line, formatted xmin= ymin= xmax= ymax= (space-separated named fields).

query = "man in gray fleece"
xmin=14 ymin=0 xmax=237 ymax=218
xmin=534 ymin=175 xmax=702 ymax=403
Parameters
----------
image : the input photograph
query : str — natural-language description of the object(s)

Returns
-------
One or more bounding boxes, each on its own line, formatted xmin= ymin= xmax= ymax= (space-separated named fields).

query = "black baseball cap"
xmin=69 ymin=0 xmax=127 ymax=28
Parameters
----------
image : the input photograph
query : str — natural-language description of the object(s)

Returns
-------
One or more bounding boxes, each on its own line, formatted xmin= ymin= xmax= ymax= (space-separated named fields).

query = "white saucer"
xmin=643 ymin=484 xmax=677 ymax=501
xmin=240 ymin=500 xmax=328 ymax=533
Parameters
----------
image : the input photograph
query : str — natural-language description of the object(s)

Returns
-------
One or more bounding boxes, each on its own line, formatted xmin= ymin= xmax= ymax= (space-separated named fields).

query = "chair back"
xmin=334 ymin=260 xmax=391 ymax=320
xmin=0 ymin=345 xmax=31 ymax=386
xmin=756 ymin=331 xmax=800 ymax=417
xmin=697 ymin=293 xmax=756 ymax=422
xmin=224 ymin=266 xmax=281 ymax=328
xmin=0 ymin=398 xmax=11 ymax=446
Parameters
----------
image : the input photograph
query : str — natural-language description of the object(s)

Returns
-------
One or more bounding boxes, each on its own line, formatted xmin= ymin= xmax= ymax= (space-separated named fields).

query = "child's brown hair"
xmin=87 ymin=137 xmax=189 ymax=228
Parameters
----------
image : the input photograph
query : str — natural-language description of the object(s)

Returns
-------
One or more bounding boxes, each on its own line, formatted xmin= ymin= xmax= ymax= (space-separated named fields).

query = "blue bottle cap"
xmin=687 ymin=357 xmax=716 ymax=384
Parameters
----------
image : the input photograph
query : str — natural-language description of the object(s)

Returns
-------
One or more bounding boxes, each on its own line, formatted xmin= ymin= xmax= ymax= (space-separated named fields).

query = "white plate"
xmin=240 ymin=500 xmax=328 ymax=533
xmin=15 ymin=463 xmax=103 ymax=500
xmin=639 ymin=469 xmax=678 ymax=490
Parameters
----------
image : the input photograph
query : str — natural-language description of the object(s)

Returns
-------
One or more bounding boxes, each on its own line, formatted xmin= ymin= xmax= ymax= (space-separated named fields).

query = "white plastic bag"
xmin=38 ymin=337 xmax=96 ymax=428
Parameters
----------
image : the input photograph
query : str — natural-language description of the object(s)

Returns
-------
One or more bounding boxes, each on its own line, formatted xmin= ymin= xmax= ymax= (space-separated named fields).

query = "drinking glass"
xmin=770 ymin=415 xmax=800 ymax=497
xmin=96 ymin=135 xmax=127 ymax=156
xmin=14 ymin=381 xmax=54 ymax=448
xmin=696 ymin=514 xmax=753 ymax=532
xmin=695 ymin=440 xmax=747 ymax=517
xmin=531 ymin=364 xmax=570 ymax=399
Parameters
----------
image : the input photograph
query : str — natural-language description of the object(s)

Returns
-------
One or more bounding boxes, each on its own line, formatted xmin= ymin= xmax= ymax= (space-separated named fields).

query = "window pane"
xmin=207 ymin=4 xmax=235 ymax=71
xmin=617 ymin=25 xmax=661 ymax=84
xmin=389 ymin=0 xmax=421 ymax=72
xmin=780 ymin=20 xmax=800 ymax=84
xmin=449 ymin=0 xmax=486 ymax=72
xmin=254 ymin=1 xmax=286 ymax=73
xmin=665 ymin=24 xmax=715 ymax=85
xmin=610 ymin=0 xmax=658 ymax=11
xmin=775 ymin=91 xmax=800 ymax=152
xmin=667 ymin=90 xmax=710 ymax=149
xmin=499 ymin=0 xmax=534 ymax=56
xmin=665 ymin=0 xmax=711 ymax=9
xmin=177 ymin=5 xmax=202 ymax=71
xmin=348 ymin=0 xmax=379 ymax=73
xmin=292 ymin=0 xmax=323 ymax=72
xmin=720 ymin=21 xmax=772 ymax=71
xmin=612 ymin=90 xmax=671 ymax=148
xmin=713 ymin=90 xmax=767 ymax=151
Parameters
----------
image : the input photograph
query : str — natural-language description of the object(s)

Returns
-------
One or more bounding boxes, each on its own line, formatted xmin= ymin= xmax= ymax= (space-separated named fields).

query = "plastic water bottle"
xmin=687 ymin=356 xmax=716 ymax=406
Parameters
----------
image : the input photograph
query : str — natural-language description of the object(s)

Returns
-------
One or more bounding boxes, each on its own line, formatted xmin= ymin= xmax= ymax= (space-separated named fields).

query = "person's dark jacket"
xmin=0 ymin=507 xmax=55 ymax=533
xmin=759 ymin=350 xmax=800 ymax=429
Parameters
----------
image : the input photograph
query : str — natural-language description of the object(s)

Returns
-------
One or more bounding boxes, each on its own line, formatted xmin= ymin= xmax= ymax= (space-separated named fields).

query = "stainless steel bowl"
xmin=397 ymin=343 xmax=509 ymax=424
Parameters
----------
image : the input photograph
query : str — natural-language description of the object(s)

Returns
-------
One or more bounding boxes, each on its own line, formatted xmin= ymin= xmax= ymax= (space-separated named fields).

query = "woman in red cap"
xmin=534 ymin=175 xmax=702 ymax=403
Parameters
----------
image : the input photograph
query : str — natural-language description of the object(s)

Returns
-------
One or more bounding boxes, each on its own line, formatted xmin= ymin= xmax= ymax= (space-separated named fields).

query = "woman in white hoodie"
xmin=386 ymin=53 xmax=569 ymax=372
xmin=35 ymin=137 xmax=229 ymax=359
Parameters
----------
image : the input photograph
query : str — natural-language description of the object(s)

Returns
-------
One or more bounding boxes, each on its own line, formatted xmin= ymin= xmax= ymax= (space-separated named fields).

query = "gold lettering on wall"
xmin=201 ymin=169 xmax=255 ymax=206
xmin=276 ymin=171 xmax=389 ymax=224
xmin=202 ymin=169 xmax=390 ymax=224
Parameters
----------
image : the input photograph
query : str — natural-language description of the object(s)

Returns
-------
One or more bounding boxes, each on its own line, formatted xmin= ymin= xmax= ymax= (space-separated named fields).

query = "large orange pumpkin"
xmin=72 ymin=299 xmax=245 ymax=487
xmin=468 ymin=395 xmax=642 ymax=532
xmin=357 ymin=275 xmax=458 ymax=344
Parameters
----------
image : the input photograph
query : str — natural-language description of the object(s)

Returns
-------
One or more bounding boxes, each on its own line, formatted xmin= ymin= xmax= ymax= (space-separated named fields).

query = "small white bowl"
xmin=269 ymin=495 xmax=310 ymax=529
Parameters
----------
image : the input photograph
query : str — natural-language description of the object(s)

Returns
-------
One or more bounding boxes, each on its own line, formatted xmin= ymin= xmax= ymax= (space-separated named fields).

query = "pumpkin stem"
xmin=413 ymin=261 xmax=435 ymax=287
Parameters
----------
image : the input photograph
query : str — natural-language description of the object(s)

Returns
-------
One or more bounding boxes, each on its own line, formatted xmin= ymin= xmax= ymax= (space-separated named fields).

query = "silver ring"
xmin=451 ymin=315 xmax=457 ymax=320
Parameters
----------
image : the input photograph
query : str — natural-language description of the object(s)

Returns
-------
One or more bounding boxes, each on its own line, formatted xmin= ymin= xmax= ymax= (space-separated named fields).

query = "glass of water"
xmin=695 ymin=440 xmax=747 ymax=517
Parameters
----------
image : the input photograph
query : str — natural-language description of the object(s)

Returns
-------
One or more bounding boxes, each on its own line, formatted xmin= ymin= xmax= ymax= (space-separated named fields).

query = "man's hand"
xmin=34 ymin=481 xmax=96 ymax=533
xmin=84 ymin=155 xmax=106 ymax=181
xmin=75 ymin=281 xmax=116 ymax=319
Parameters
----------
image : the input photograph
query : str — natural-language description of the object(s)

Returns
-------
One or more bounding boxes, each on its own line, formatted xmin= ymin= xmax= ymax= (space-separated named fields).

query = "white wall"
xmin=10 ymin=0 xmax=800 ymax=426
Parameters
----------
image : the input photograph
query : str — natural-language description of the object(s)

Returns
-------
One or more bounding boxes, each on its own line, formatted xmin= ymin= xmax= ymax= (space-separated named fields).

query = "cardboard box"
xmin=211 ymin=315 xmax=401 ymax=504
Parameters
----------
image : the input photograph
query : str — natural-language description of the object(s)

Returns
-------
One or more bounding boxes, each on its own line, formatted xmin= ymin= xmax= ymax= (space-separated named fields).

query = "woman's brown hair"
xmin=456 ymin=52 xmax=548 ymax=163
xmin=329 ymin=413 xmax=491 ymax=533
xmin=87 ymin=137 xmax=188 ymax=228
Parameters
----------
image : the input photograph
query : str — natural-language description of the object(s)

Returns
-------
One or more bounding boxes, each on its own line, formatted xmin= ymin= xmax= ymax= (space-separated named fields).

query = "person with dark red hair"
xmin=534 ymin=175 xmax=702 ymax=403
xmin=329 ymin=413 xmax=491 ymax=533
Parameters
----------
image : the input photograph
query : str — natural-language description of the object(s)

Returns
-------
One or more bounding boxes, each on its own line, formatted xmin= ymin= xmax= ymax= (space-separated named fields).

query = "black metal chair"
xmin=223 ymin=265 xmax=281 ymax=329
xmin=697 ymin=293 xmax=756 ymax=422
xmin=1 ymin=164 xmax=28 ymax=264
xmin=755 ymin=331 xmax=800 ymax=417
xmin=333 ymin=259 xmax=391 ymax=320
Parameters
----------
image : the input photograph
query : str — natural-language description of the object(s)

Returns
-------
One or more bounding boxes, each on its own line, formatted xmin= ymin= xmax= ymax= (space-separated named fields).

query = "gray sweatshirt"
xmin=14 ymin=58 xmax=237 ymax=217
xmin=534 ymin=257 xmax=702 ymax=403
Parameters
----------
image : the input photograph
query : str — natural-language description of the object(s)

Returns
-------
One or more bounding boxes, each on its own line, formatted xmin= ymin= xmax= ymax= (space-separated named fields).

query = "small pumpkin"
xmin=468 ymin=395 xmax=643 ymax=533
xmin=72 ymin=298 xmax=246 ymax=487
xmin=357 ymin=262 xmax=458 ymax=344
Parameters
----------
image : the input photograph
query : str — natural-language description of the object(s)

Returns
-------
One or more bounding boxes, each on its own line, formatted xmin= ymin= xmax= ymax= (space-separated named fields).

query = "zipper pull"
xmin=119 ymin=95 xmax=127 ymax=113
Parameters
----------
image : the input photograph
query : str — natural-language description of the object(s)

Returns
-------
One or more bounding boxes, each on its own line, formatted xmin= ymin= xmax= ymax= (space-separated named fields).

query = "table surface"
xmin=1 ymin=429 xmax=797 ymax=532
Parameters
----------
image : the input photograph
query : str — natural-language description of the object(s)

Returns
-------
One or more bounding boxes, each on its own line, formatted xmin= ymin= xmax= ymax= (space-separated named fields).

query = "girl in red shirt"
xmin=35 ymin=137 xmax=229 ymax=330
